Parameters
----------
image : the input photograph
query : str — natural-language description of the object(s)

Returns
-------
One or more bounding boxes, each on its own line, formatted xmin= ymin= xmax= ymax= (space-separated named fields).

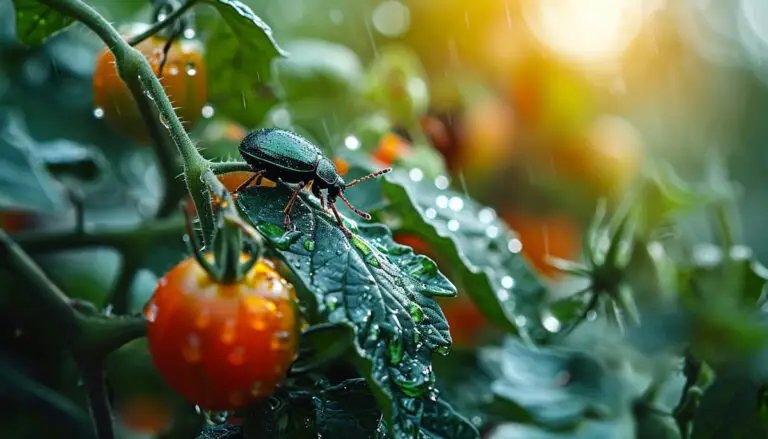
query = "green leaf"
xmin=690 ymin=370 xmax=768 ymax=439
xmin=488 ymin=338 xmax=635 ymax=430
xmin=236 ymin=185 xmax=478 ymax=439
xmin=202 ymin=0 xmax=286 ymax=127
xmin=379 ymin=170 xmax=548 ymax=339
xmin=291 ymin=323 xmax=356 ymax=374
xmin=0 ymin=111 xmax=69 ymax=214
xmin=12 ymin=0 xmax=74 ymax=46
xmin=485 ymin=419 xmax=635 ymax=439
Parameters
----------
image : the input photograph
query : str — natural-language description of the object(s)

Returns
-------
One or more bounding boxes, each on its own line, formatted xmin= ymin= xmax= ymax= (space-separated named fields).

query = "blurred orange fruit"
xmin=333 ymin=157 xmax=350 ymax=177
xmin=116 ymin=395 xmax=173 ymax=435
xmin=458 ymin=97 xmax=516 ymax=175
xmin=373 ymin=132 xmax=412 ymax=166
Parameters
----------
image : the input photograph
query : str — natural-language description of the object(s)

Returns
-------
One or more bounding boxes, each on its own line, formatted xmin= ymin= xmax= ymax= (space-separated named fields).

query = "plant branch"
xmin=80 ymin=364 xmax=114 ymax=439
xmin=12 ymin=215 xmax=184 ymax=254
xmin=673 ymin=351 xmax=703 ymax=439
xmin=41 ymin=0 xmax=217 ymax=247
xmin=210 ymin=161 xmax=253 ymax=175
xmin=127 ymin=0 xmax=200 ymax=46
xmin=108 ymin=253 xmax=142 ymax=315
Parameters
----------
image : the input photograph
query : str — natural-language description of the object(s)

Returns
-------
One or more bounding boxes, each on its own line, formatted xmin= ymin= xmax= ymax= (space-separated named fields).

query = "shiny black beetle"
xmin=236 ymin=128 xmax=391 ymax=236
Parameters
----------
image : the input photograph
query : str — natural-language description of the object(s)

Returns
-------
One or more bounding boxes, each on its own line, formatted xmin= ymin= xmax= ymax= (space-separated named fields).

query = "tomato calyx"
xmin=182 ymin=201 xmax=260 ymax=285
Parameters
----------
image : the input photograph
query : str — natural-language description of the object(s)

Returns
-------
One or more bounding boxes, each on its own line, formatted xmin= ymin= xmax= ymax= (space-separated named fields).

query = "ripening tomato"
xmin=144 ymin=256 xmax=298 ymax=410
xmin=93 ymin=24 xmax=208 ymax=144
xmin=372 ymin=132 xmax=412 ymax=166
xmin=500 ymin=211 xmax=581 ymax=279
xmin=116 ymin=395 xmax=173 ymax=435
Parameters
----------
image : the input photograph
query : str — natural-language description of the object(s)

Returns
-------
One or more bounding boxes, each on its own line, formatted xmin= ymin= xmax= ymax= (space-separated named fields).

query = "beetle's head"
xmin=316 ymin=157 xmax=345 ymax=193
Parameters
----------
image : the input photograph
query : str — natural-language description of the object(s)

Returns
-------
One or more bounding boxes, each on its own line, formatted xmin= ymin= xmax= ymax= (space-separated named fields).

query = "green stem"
xmin=127 ymin=0 xmax=200 ymax=46
xmin=12 ymin=215 xmax=184 ymax=254
xmin=79 ymin=364 xmax=114 ymax=439
xmin=209 ymin=161 xmax=253 ymax=175
xmin=108 ymin=253 xmax=142 ymax=314
xmin=40 ymin=0 xmax=216 ymax=247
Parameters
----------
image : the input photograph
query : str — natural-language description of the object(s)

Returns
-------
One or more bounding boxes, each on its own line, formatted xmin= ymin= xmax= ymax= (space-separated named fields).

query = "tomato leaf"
xmin=236 ymin=185 xmax=478 ymax=439
xmin=0 ymin=111 xmax=69 ymax=214
xmin=378 ymin=170 xmax=548 ymax=339
xmin=11 ymin=0 xmax=74 ymax=46
xmin=202 ymin=0 xmax=286 ymax=127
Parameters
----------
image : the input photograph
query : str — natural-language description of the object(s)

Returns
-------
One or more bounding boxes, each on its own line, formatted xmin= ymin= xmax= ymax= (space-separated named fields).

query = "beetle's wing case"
xmin=240 ymin=128 xmax=320 ymax=172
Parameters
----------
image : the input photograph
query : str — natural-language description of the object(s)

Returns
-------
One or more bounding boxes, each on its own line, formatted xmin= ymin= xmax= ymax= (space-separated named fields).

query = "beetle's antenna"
xmin=338 ymin=193 xmax=371 ymax=220
xmin=345 ymin=168 xmax=392 ymax=188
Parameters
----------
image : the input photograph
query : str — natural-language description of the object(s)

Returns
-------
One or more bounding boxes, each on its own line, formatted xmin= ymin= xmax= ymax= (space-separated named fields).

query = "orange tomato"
xmin=373 ymin=132 xmax=412 ymax=166
xmin=500 ymin=211 xmax=581 ymax=279
xmin=93 ymin=24 xmax=208 ymax=144
xmin=144 ymin=256 xmax=298 ymax=410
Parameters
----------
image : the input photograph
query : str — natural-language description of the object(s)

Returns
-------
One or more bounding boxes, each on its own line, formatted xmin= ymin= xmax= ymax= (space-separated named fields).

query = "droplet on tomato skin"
xmin=144 ymin=302 xmax=158 ymax=323
xmin=93 ymin=107 xmax=105 ymax=119
xmin=195 ymin=308 xmax=211 ymax=329
xmin=270 ymin=331 xmax=292 ymax=351
xmin=181 ymin=334 xmax=202 ymax=363
xmin=221 ymin=319 xmax=237 ymax=345
xmin=185 ymin=61 xmax=197 ymax=76
xmin=227 ymin=347 xmax=246 ymax=366
xmin=244 ymin=297 xmax=275 ymax=331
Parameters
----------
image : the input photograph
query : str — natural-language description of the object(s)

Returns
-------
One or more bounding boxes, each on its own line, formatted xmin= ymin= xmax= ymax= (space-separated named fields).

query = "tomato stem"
xmin=127 ymin=0 xmax=200 ymax=47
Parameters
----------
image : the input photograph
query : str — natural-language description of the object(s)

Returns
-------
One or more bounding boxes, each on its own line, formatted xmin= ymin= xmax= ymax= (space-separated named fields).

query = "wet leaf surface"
xmin=379 ymin=170 xmax=548 ymax=340
xmin=12 ymin=0 xmax=74 ymax=46
xmin=237 ymin=184 xmax=477 ymax=438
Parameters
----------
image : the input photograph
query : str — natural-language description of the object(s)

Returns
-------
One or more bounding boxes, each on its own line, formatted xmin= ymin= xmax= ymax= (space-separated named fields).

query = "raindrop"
xmin=515 ymin=316 xmax=528 ymax=327
xmin=435 ymin=195 xmax=449 ymax=209
xmin=471 ymin=416 xmax=482 ymax=426
xmin=478 ymin=208 xmax=495 ymax=223
xmin=408 ymin=303 xmax=424 ymax=322
xmin=195 ymin=405 xmax=202 ymax=415
xmin=228 ymin=347 xmax=246 ymax=365
xmin=183 ymin=28 xmax=196 ymax=39
xmin=434 ymin=175 xmax=450 ymax=190
xmin=372 ymin=1 xmax=411 ymax=38
xmin=201 ymin=104 xmax=215 ymax=119
xmin=93 ymin=107 xmax=104 ymax=119
xmin=144 ymin=302 xmax=158 ymax=323
xmin=543 ymin=314 xmax=561 ymax=333
xmin=159 ymin=112 xmax=170 ymax=128
xmin=195 ymin=308 xmax=211 ymax=329
xmin=586 ymin=310 xmax=598 ymax=321
xmin=143 ymin=89 xmax=154 ymax=101
xmin=221 ymin=319 xmax=237 ymax=345
xmin=181 ymin=333 xmax=202 ymax=363
xmin=409 ymin=168 xmax=424 ymax=182
xmin=448 ymin=196 xmax=464 ymax=212
xmin=271 ymin=331 xmax=292 ymax=351
xmin=507 ymin=238 xmax=523 ymax=253
xmin=167 ymin=64 xmax=179 ymax=76
xmin=329 ymin=9 xmax=344 ymax=24
xmin=344 ymin=135 xmax=361 ymax=150
xmin=447 ymin=220 xmax=460 ymax=232
xmin=185 ymin=62 xmax=197 ymax=76
xmin=425 ymin=208 xmax=437 ymax=219
xmin=486 ymin=225 xmax=499 ymax=238
xmin=245 ymin=296 xmax=275 ymax=330
xmin=501 ymin=276 xmax=515 ymax=289
xmin=157 ymin=12 xmax=168 ymax=21
xmin=325 ymin=295 xmax=340 ymax=311
xmin=496 ymin=289 xmax=510 ymax=301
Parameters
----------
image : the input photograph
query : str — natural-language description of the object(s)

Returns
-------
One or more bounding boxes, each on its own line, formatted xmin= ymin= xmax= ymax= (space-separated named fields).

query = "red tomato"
xmin=500 ymin=211 xmax=581 ymax=279
xmin=144 ymin=256 xmax=298 ymax=410
xmin=372 ymin=132 xmax=412 ymax=166
xmin=116 ymin=395 xmax=173 ymax=435
xmin=93 ymin=24 xmax=208 ymax=144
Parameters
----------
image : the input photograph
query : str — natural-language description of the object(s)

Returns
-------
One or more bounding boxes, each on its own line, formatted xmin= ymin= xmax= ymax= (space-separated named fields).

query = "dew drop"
xmin=303 ymin=240 xmax=315 ymax=252
xmin=167 ymin=64 xmax=179 ymax=76
xmin=93 ymin=107 xmax=104 ymax=119
xmin=183 ymin=28 xmax=196 ymax=39
xmin=408 ymin=303 xmax=424 ymax=323
xmin=434 ymin=175 xmax=450 ymax=190
xmin=478 ymin=208 xmax=495 ymax=223
xmin=144 ymin=302 xmax=158 ymax=323
xmin=485 ymin=225 xmax=499 ymax=238
xmin=448 ymin=197 xmax=464 ymax=212
xmin=409 ymin=168 xmax=424 ymax=182
xmin=245 ymin=296 xmax=275 ymax=331
xmin=501 ymin=276 xmax=515 ymax=289
xmin=586 ymin=310 xmax=598 ymax=321
xmin=271 ymin=331 xmax=292 ymax=351
xmin=507 ymin=238 xmax=523 ymax=253
xmin=195 ymin=308 xmax=211 ymax=329
xmin=221 ymin=319 xmax=237 ymax=345
xmin=543 ymin=314 xmax=562 ymax=333
xmin=181 ymin=333 xmax=201 ymax=363
xmin=425 ymin=208 xmax=437 ymax=219
xmin=435 ymin=195 xmax=448 ymax=209
xmin=515 ymin=316 xmax=528 ymax=327
xmin=325 ymin=295 xmax=340 ymax=311
xmin=344 ymin=135 xmax=360 ymax=150
xmin=201 ymin=104 xmax=215 ymax=119
xmin=496 ymin=289 xmax=510 ymax=301
xmin=447 ymin=219 xmax=460 ymax=232
xmin=228 ymin=347 xmax=246 ymax=365
xmin=143 ymin=89 xmax=154 ymax=101
xmin=185 ymin=61 xmax=197 ymax=76
xmin=159 ymin=112 xmax=170 ymax=128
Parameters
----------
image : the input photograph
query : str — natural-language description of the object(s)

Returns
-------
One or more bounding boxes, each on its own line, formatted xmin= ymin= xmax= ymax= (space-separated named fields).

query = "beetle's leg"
xmin=283 ymin=181 xmax=306 ymax=229
xmin=234 ymin=169 xmax=265 ymax=194
xmin=311 ymin=184 xmax=327 ymax=211
xmin=329 ymin=201 xmax=353 ymax=238
xmin=338 ymin=193 xmax=372 ymax=220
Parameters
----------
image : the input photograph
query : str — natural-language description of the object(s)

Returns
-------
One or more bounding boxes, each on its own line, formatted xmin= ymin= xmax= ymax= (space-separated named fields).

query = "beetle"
xmin=236 ymin=128 xmax=391 ymax=237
